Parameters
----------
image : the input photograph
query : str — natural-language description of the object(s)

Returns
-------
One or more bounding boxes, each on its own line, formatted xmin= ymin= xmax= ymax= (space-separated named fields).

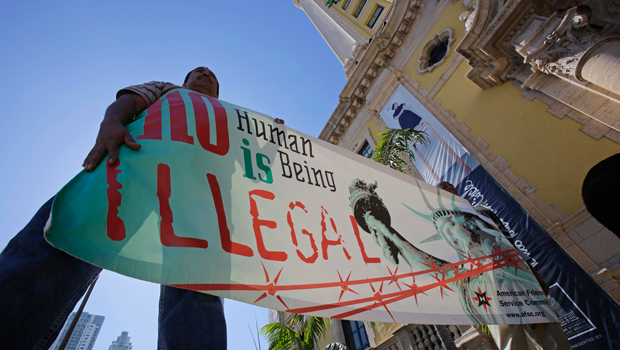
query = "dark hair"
xmin=582 ymin=153 xmax=620 ymax=238
xmin=184 ymin=67 xmax=219 ymax=95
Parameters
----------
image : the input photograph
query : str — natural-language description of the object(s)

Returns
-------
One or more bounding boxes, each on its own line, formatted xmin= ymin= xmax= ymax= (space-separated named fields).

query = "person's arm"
xmin=528 ymin=262 xmax=550 ymax=295
xmin=82 ymin=92 xmax=147 ymax=171
xmin=82 ymin=81 xmax=179 ymax=171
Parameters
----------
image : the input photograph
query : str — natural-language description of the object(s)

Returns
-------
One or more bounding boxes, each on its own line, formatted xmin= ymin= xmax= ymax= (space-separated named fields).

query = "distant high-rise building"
xmin=50 ymin=312 xmax=105 ymax=350
xmin=108 ymin=331 xmax=133 ymax=350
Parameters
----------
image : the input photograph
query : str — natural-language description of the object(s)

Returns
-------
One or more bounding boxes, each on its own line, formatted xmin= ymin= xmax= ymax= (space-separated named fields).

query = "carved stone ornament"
xmin=460 ymin=7 xmax=477 ymax=33
xmin=513 ymin=7 xmax=602 ymax=80
xmin=418 ymin=29 xmax=455 ymax=74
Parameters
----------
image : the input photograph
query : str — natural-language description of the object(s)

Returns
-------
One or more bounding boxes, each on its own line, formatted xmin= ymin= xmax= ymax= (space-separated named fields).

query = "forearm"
xmin=102 ymin=93 xmax=147 ymax=127
xmin=527 ymin=261 xmax=550 ymax=295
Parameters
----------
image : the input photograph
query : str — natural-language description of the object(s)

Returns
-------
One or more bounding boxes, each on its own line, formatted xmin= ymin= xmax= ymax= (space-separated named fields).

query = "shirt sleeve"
xmin=116 ymin=81 xmax=181 ymax=108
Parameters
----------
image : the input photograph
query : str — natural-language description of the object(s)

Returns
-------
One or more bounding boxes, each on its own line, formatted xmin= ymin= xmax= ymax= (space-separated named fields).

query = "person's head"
xmin=437 ymin=181 xmax=459 ymax=196
xmin=183 ymin=66 xmax=219 ymax=98
xmin=392 ymin=103 xmax=400 ymax=118
xmin=582 ymin=153 xmax=620 ymax=238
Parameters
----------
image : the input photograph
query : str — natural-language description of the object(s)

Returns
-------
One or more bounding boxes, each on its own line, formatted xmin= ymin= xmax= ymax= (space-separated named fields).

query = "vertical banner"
xmin=380 ymin=85 xmax=620 ymax=349
xmin=46 ymin=88 xmax=557 ymax=326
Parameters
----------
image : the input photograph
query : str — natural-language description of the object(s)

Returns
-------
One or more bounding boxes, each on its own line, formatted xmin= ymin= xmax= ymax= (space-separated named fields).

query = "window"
xmin=367 ymin=5 xmax=384 ymax=28
xmin=342 ymin=0 xmax=352 ymax=10
xmin=418 ymin=29 xmax=454 ymax=73
xmin=357 ymin=140 xmax=372 ymax=158
xmin=353 ymin=0 xmax=367 ymax=18
xmin=428 ymin=41 xmax=448 ymax=66
xmin=342 ymin=320 xmax=370 ymax=350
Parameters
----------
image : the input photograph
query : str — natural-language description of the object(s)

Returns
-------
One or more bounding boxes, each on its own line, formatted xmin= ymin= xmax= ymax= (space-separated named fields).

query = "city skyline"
xmin=50 ymin=312 xmax=105 ymax=350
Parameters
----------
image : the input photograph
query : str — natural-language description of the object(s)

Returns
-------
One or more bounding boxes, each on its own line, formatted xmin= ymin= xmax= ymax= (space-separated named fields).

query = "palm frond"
xmin=371 ymin=128 xmax=429 ymax=173
xmin=302 ymin=316 xmax=329 ymax=347
xmin=476 ymin=324 xmax=491 ymax=335
xmin=259 ymin=322 xmax=302 ymax=350
xmin=248 ymin=322 xmax=259 ymax=350
xmin=288 ymin=314 xmax=309 ymax=329
xmin=262 ymin=314 xmax=335 ymax=350
xmin=256 ymin=315 xmax=262 ymax=350
xmin=323 ymin=342 xmax=349 ymax=350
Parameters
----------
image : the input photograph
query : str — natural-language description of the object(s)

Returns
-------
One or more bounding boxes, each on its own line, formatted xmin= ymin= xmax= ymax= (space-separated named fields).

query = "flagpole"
xmin=58 ymin=276 xmax=99 ymax=350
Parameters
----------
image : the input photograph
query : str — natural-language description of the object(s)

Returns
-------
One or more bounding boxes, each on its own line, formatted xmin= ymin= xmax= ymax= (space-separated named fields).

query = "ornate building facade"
xmin=294 ymin=0 xmax=620 ymax=349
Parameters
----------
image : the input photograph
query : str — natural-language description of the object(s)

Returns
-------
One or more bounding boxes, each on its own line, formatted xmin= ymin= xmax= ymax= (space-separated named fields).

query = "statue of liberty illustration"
xmin=349 ymin=178 xmax=554 ymax=324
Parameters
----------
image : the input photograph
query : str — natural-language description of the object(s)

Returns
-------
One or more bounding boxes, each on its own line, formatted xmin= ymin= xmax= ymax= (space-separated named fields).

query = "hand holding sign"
xmin=83 ymin=93 xmax=146 ymax=171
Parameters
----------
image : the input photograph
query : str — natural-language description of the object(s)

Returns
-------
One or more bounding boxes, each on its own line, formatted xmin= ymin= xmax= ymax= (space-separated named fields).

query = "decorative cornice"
xmin=456 ymin=0 xmax=527 ymax=89
xmin=456 ymin=0 xmax=620 ymax=90
xmin=319 ymin=0 xmax=422 ymax=143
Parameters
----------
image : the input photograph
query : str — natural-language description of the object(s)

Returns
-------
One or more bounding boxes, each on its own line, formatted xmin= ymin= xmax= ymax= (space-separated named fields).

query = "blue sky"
xmin=0 ymin=1 xmax=346 ymax=348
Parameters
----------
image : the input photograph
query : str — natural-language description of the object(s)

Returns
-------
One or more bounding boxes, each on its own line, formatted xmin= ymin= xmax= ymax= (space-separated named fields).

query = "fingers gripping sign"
xmin=83 ymin=93 xmax=147 ymax=171
xmin=83 ymin=121 xmax=141 ymax=171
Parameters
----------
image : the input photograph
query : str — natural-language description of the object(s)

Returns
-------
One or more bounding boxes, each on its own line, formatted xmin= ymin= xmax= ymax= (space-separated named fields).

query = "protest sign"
xmin=46 ymin=88 xmax=558 ymax=325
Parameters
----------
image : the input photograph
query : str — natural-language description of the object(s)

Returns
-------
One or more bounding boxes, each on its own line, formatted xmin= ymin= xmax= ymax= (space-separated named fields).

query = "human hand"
xmin=274 ymin=118 xmax=284 ymax=124
xmin=82 ymin=120 xmax=141 ymax=171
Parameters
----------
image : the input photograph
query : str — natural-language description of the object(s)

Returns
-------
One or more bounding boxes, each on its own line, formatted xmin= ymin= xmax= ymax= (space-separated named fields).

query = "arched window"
xmin=418 ymin=29 xmax=454 ymax=74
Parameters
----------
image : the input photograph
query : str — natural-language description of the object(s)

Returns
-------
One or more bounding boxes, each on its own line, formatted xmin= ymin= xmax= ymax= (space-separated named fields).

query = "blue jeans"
xmin=0 ymin=198 xmax=227 ymax=349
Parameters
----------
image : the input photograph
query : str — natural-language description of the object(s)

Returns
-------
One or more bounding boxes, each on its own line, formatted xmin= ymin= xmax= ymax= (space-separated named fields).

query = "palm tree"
xmin=371 ymin=128 xmax=429 ymax=173
xmin=259 ymin=313 xmax=348 ymax=350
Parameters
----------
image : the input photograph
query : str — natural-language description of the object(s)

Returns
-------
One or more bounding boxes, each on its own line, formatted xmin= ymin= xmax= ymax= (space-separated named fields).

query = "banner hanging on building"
xmin=380 ymin=85 xmax=620 ymax=349
xmin=46 ymin=88 xmax=557 ymax=326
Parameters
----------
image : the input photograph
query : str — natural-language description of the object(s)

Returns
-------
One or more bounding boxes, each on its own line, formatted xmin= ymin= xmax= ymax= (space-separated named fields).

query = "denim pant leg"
xmin=158 ymin=286 xmax=227 ymax=350
xmin=0 ymin=197 xmax=102 ymax=350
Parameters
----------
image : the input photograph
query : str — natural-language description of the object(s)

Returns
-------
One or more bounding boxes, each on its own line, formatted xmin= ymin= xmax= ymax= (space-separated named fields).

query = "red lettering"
xmin=287 ymin=202 xmax=302 ymax=246
xmin=138 ymin=100 xmax=162 ymax=140
xmin=207 ymin=174 xmax=253 ymax=257
xmin=137 ymin=91 xmax=193 ymax=144
xmin=350 ymin=215 xmax=381 ymax=264
xmin=249 ymin=190 xmax=287 ymax=261
xmin=137 ymin=91 xmax=230 ymax=156
xmin=106 ymin=160 xmax=126 ymax=241
xmin=320 ymin=207 xmax=351 ymax=261
xmin=189 ymin=92 xmax=230 ymax=156
xmin=157 ymin=164 xmax=208 ymax=249
xmin=168 ymin=91 xmax=194 ymax=144
xmin=287 ymin=201 xmax=318 ymax=263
